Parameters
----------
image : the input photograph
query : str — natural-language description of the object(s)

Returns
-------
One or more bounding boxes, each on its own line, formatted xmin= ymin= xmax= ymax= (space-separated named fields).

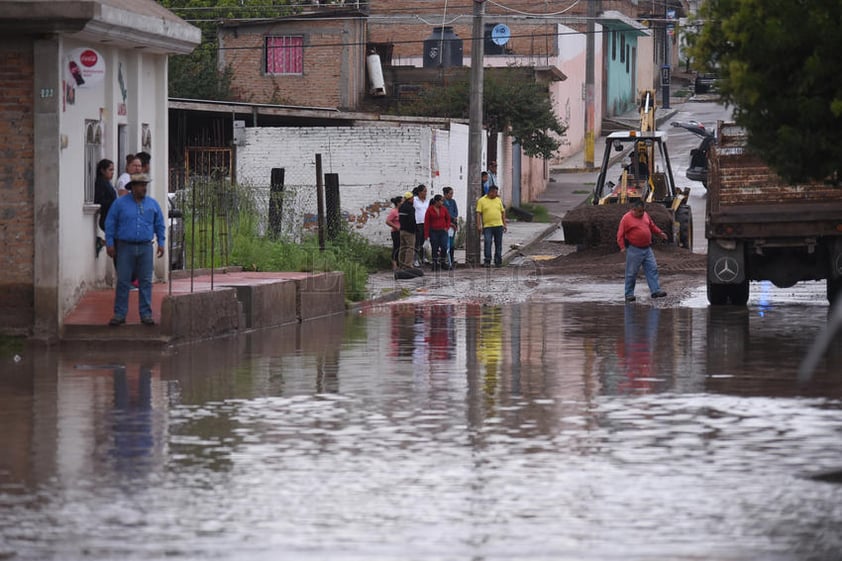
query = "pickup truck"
xmin=706 ymin=121 xmax=842 ymax=305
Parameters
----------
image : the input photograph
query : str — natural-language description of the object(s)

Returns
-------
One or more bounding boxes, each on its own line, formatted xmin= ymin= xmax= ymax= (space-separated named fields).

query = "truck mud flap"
xmin=707 ymin=240 xmax=745 ymax=284
xmin=830 ymin=238 xmax=842 ymax=281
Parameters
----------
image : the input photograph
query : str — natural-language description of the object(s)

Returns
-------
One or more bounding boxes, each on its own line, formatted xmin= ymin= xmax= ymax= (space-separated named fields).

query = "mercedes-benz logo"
xmin=713 ymin=257 xmax=740 ymax=283
xmin=835 ymin=253 xmax=842 ymax=276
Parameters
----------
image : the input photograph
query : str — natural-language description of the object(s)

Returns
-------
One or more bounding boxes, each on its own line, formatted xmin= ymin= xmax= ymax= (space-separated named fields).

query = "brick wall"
xmin=0 ymin=40 xmax=34 ymax=334
xmin=369 ymin=21 xmax=561 ymax=62
xmin=369 ymin=0 xmax=588 ymax=17
xmin=219 ymin=17 xmax=365 ymax=109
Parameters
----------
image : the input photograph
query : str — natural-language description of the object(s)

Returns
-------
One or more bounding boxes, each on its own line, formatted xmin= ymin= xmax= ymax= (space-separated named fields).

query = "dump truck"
xmin=706 ymin=121 xmax=842 ymax=305
xmin=562 ymin=91 xmax=693 ymax=251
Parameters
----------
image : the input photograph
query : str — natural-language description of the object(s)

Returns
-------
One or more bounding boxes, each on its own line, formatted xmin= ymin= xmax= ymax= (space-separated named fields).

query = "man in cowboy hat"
xmin=104 ymin=173 xmax=166 ymax=326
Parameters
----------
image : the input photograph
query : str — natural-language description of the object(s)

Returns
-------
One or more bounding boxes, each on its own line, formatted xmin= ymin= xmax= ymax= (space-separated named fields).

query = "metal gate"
xmin=179 ymin=147 xmax=236 ymax=270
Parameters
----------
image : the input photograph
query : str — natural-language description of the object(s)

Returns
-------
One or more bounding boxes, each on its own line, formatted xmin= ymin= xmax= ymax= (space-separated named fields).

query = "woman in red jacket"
xmin=424 ymin=194 xmax=452 ymax=271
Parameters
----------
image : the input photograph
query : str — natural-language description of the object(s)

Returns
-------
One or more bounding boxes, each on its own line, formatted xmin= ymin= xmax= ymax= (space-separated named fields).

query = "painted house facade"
xmin=0 ymin=0 xmax=200 ymax=339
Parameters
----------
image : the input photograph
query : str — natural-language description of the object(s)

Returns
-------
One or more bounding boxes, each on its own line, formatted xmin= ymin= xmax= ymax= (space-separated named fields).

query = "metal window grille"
xmin=84 ymin=120 xmax=101 ymax=204
xmin=265 ymin=36 xmax=304 ymax=75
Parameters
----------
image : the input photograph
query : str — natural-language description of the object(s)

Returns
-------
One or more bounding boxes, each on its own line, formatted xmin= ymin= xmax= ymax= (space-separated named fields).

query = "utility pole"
xmin=584 ymin=0 xmax=597 ymax=168
xmin=662 ymin=5 xmax=673 ymax=109
xmin=465 ymin=0 xmax=485 ymax=266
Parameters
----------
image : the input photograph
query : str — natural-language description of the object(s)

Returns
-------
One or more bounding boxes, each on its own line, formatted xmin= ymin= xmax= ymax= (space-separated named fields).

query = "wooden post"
xmin=315 ymin=154 xmax=326 ymax=251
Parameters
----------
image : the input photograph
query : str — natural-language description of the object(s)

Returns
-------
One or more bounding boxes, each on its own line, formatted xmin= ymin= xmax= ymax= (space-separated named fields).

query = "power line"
xmin=209 ymin=25 xmax=651 ymax=53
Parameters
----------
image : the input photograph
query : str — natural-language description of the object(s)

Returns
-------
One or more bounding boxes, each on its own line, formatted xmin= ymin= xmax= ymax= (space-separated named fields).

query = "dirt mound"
xmin=537 ymin=243 xmax=707 ymax=279
xmin=561 ymin=203 xmax=674 ymax=249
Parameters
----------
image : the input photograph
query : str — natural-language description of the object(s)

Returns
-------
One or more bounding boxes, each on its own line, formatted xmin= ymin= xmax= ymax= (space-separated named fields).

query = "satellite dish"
xmin=491 ymin=23 xmax=511 ymax=47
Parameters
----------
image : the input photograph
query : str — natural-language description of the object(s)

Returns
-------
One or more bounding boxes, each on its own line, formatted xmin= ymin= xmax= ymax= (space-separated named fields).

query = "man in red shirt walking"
xmin=617 ymin=200 xmax=668 ymax=302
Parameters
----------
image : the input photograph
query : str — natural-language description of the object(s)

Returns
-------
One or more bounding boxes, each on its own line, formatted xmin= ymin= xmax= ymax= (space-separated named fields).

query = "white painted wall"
xmin=236 ymin=123 xmax=472 ymax=245
xmin=57 ymin=38 xmax=170 ymax=318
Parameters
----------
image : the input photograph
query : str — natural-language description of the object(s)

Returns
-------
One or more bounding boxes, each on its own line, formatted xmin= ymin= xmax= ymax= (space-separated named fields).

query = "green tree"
xmin=158 ymin=0 xmax=297 ymax=100
xmin=691 ymin=0 xmax=842 ymax=183
xmin=399 ymin=70 xmax=567 ymax=159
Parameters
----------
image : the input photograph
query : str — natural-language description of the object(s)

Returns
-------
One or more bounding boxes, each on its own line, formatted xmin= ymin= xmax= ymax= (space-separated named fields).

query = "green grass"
xmin=517 ymin=203 xmax=551 ymax=223
xmin=0 ymin=336 xmax=24 ymax=359
xmin=177 ymin=182 xmax=391 ymax=302
xmin=230 ymin=222 xmax=390 ymax=302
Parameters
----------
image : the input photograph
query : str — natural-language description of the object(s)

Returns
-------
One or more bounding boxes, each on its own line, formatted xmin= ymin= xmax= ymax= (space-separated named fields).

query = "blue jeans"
xmin=429 ymin=229 xmax=449 ymax=267
xmin=624 ymin=245 xmax=662 ymax=297
xmin=483 ymin=226 xmax=504 ymax=265
xmin=114 ymin=241 xmax=154 ymax=319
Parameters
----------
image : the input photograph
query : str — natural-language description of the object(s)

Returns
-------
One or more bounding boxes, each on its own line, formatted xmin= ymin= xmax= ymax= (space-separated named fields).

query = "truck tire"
xmin=707 ymin=278 xmax=749 ymax=306
xmin=828 ymin=277 xmax=842 ymax=304
xmin=707 ymin=278 xmax=729 ymax=305
xmin=729 ymin=279 xmax=750 ymax=306
xmin=676 ymin=205 xmax=693 ymax=250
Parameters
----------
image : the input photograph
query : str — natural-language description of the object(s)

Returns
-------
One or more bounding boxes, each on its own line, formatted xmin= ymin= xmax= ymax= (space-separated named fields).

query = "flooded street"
xmin=3 ymin=288 xmax=842 ymax=560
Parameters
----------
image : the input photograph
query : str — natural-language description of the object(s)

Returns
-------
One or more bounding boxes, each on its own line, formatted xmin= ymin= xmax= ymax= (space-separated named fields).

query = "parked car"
xmin=694 ymin=72 xmax=719 ymax=94
xmin=167 ymin=193 xmax=185 ymax=270
xmin=671 ymin=120 xmax=717 ymax=189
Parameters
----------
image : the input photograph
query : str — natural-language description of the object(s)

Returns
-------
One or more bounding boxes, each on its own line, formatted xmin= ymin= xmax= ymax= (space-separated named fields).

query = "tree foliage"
xmin=399 ymin=71 xmax=567 ymax=160
xmin=158 ymin=0 xmax=298 ymax=100
xmin=691 ymin=0 xmax=842 ymax=183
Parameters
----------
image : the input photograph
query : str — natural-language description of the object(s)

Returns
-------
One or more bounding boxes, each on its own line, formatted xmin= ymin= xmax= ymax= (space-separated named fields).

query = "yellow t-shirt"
xmin=476 ymin=195 xmax=505 ymax=228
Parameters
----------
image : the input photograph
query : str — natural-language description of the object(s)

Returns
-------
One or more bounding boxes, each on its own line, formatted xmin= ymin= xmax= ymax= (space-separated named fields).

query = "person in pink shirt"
xmin=424 ymin=194 xmax=452 ymax=271
xmin=617 ymin=200 xmax=668 ymax=302
xmin=386 ymin=196 xmax=403 ymax=271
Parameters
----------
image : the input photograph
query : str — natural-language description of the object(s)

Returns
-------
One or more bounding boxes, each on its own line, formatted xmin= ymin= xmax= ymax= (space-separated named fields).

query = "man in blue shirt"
xmin=442 ymin=186 xmax=458 ymax=267
xmin=104 ymin=173 xmax=166 ymax=326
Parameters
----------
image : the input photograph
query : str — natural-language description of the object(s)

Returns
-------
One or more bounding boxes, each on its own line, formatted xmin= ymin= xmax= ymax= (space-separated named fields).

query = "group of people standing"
xmin=387 ymin=184 xmax=459 ymax=273
xmin=92 ymin=151 xmax=167 ymax=327
xmin=386 ymin=161 xmax=508 ymax=275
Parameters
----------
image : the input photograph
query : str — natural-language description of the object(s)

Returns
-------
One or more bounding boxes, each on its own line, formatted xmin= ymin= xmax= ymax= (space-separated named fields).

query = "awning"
xmin=599 ymin=10 xmax=651 ymax=37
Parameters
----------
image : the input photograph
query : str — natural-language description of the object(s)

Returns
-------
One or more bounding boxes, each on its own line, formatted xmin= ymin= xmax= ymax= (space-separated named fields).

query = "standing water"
xmin=1 ymin=301 xmax=841 ymax=561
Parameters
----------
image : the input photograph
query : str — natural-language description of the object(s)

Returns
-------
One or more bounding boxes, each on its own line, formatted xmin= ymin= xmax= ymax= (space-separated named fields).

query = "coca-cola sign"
xmin=79 ymin=50 xmax=98 ymax=67
xmin=65 ymin=47 xmax=105 ymax=88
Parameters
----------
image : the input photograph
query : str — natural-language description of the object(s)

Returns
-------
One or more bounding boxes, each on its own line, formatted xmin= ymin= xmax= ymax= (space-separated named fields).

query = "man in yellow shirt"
xmin=475 ymin=185 xmax=507 ymax=267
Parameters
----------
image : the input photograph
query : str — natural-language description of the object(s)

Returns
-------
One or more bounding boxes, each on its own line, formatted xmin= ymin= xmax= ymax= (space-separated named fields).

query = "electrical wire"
xmin=486 ymin=0 xmax=581 ymax=17
xmin=212 ymin=26 xmax=631 ymax=52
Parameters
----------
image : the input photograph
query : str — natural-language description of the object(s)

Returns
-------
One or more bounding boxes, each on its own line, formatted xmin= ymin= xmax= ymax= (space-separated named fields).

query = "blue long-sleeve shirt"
xmin=104 ymin=194 xmax=166 ymax=248
xmin=443 ymin=197 xmax=458 ymax=226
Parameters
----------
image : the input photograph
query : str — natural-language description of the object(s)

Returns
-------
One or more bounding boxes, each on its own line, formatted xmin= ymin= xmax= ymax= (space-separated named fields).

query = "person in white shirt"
xmin=115 ymin=154 xmax=142 ymax=197
xmin=412 ymin=184 xmax=430 ymax=266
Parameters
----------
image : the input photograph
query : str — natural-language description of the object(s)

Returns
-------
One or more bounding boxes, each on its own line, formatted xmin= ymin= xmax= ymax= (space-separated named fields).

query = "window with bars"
xmin=265 ymin=36 xmax=304 ymax=75
xmin=84 ymin=120 xmax=101 ymax=204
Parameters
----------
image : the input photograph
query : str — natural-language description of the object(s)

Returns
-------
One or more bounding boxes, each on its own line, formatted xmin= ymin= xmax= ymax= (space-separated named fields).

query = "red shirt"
xmin=424 ymin=205 xmax=451 ymax=238
xmin=617 ymin=210 xmax=664 ymax=250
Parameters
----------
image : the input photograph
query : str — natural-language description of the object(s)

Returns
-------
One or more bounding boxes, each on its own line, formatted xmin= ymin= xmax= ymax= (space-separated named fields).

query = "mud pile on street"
xmin=561 ymin=203 xmax=674 ymax=250
xmin=536 ymin=241 xmax=707 ymax=279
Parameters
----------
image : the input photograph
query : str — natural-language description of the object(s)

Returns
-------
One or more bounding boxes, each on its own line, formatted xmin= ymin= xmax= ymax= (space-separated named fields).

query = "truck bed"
xmin=708 ymin=123 xmax=842 ymax=230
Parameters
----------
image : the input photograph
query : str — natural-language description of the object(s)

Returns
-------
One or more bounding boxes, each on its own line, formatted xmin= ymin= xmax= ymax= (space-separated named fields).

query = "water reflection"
xmin=1 ymin=303 xmax=842 ymax=560
xmin=110 ymin=365 xmax=154 ymax=470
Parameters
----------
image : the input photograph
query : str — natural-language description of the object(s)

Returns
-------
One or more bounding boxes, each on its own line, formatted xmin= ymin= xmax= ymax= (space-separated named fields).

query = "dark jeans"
xmin=114 ymin=240 xmax=153 ymax=319
xmin=390 ymin=230 xmax=400 ymax=264
xmin=429 ymin=229 xmax=449 ymax=268
xmin=415 ymin=226 xmax=426 ymax=263
xmin=483 ymin=226 xmax=504 ymax=265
